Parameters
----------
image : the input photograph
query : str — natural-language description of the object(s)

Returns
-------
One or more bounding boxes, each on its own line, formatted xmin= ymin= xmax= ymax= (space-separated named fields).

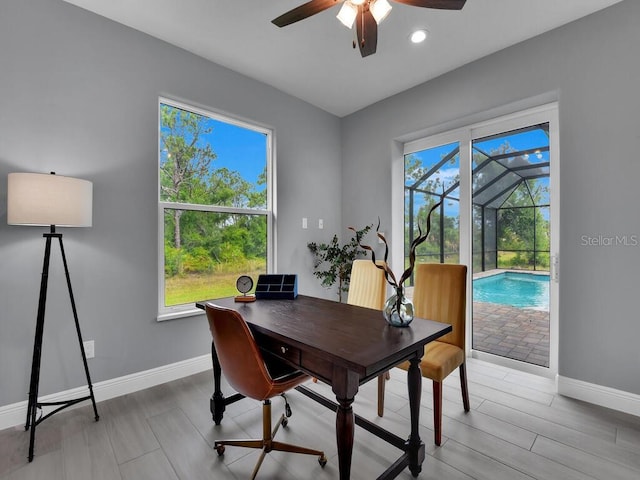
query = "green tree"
xmin=160 ymin=105 xmax=217 ymax=250
xmin=497 ymin=181 xmax=549 ymax=268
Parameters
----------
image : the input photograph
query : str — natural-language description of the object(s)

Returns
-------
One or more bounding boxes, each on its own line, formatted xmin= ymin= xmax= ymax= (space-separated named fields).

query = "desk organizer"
xmin=255 ymin=274 xmax=298 ymax=300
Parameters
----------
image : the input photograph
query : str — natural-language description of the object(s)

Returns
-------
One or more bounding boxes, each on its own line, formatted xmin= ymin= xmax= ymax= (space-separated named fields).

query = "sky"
xmin=160 ymin=103 xmax=267 ymax=190
xmin=205 ymin=119 xmax=267 ymax=186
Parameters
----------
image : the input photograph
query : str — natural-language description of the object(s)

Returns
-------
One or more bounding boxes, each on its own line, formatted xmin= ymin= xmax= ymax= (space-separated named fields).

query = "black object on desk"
xmin=255 ymin=274 xmax=298 ymax=299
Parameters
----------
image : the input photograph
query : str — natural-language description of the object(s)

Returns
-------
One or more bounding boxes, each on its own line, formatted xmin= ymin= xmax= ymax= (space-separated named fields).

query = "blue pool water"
xmin=473 ymin=272 xmax=549 ymax=309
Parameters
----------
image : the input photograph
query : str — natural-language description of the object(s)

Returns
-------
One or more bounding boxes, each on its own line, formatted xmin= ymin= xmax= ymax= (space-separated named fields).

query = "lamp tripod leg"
xmin=25 ymin=235 xmax=53 ymax=462
xmin=58 ymin=236 xmax=99 ymax=422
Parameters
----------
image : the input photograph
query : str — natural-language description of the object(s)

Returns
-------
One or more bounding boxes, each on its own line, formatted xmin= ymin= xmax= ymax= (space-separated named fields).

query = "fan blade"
xmin=272 ymin=0 xmax=341 ymax=27
xmin=356 ymin=5 xmax=377 ymax=57
xmin=392 ymin=0 xmax=466 ymax=10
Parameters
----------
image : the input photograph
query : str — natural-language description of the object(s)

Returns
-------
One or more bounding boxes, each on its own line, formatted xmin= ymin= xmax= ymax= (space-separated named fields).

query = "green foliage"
xmin=308 ymin=225 xmax=372 ymax=302
xmin=496 ymin=181 xmax=550 ymax=270
xmin=164 ymin=242 xmax=182 ymax=277
xmin=182 ymin=247 xmax=215 ymax=274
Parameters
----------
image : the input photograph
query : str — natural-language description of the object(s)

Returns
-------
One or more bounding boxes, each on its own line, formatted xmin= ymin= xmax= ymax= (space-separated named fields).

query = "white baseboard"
xmin=557 ymin=375 xmax=640 ymax=417
xmin=0 ymin=354 xmax=211 ymax=431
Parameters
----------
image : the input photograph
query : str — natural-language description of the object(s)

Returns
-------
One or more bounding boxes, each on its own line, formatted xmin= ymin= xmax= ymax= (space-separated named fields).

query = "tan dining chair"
xmin=347 ymin=259 xmax=389 ymax=417
xmin=381 ymin=263 xmax=469 ymax=445
xmin=205 ymin=303 xmax=327 ymax=479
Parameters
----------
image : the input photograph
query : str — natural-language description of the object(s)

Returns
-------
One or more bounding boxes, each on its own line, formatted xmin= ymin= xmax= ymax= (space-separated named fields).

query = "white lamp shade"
xmin=337 ymin=2 xmax=358 ymax=28
xmin=371 ymin=0 xmax=392 ymax=24
xmin=7 ymin=173 xmax=93 ymax=227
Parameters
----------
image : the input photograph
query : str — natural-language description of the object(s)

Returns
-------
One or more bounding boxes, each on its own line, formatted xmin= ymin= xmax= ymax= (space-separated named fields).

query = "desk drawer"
xmin=258 ymin=336 xmax=301 ymax=365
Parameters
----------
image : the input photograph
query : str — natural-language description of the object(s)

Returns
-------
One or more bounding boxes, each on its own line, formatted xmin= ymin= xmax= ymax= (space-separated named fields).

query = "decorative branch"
xmin=349 ymin=200 xmax=442 ymax=289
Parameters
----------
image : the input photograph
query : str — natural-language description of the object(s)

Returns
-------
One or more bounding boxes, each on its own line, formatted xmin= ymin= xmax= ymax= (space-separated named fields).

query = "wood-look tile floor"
xmin=2 ymin=358 xmax=640 ymax=479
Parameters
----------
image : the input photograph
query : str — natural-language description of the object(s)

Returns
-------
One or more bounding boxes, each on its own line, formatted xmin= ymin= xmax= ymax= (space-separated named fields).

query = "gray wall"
xmin=0 ymin=0 xmax=342 ymax=407
xmin=341 ymin=0 xmax=640 ymax=394
xmin=2 ymin=0 xmax=639 ymax=411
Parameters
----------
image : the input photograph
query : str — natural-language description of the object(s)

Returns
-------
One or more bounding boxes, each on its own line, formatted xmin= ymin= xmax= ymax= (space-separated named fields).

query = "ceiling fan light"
xmin=337 ymin=2 xmax=358 ymax=28
xmin=371 ymin=0 xmax=392 ymax=25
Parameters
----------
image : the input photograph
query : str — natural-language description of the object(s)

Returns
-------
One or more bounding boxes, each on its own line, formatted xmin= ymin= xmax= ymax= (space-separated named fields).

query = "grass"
xmin=165 ymin=269 xmax=264 ymax=306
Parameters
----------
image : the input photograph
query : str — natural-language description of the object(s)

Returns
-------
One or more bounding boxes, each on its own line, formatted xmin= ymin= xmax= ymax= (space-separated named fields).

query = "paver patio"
xmin=472 ymin=301 xmax=550 ymax=367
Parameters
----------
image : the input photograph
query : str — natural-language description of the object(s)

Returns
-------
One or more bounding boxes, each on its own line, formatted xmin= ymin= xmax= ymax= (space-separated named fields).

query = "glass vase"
xmin=383 ymin=286 xmax=414 ymax=327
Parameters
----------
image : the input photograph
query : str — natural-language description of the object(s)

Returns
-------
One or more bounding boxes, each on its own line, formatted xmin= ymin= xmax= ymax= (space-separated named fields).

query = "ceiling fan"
xmin=272 ymin=0 xmax=467 ymax=58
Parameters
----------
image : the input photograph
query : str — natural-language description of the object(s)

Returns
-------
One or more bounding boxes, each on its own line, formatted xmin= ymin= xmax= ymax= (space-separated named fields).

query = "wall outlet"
xmin=318 ymin=218 xmax=323 ymax=229
xmin=84 ymin=340 xmax=95 ymax=359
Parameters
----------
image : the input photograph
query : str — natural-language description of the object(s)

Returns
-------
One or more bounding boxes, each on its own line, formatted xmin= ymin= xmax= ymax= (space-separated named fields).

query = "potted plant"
xmin=308 ymin=225 xmax=371 ymax=302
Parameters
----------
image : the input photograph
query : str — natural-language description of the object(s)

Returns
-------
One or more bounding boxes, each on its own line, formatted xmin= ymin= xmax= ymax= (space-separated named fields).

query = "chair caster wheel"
xmin=318 ymin=454 xmax=327 ymax=467
xmin=281 ymin=416 xmax=288 ymax=428
xmin=215 ymin=444 xmax=225 ymax=456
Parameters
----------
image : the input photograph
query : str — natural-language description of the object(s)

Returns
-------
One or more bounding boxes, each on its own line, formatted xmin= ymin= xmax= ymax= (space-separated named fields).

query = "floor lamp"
xmin=7 ymin=172 xmax=99 ymax=462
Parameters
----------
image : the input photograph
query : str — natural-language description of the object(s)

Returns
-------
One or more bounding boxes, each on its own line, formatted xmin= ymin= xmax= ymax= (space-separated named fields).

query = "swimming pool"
xmin=473 ymin=272 xmax=549 ymax=309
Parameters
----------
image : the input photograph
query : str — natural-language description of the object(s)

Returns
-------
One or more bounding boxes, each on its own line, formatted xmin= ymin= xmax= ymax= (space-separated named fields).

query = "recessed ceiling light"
xmin=410 ymin=29 xmax=428 ymax=44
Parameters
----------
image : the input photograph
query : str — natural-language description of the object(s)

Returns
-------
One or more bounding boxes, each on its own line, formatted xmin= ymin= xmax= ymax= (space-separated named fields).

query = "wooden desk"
xmin=196 ymin=296 xmax=451 ymax=480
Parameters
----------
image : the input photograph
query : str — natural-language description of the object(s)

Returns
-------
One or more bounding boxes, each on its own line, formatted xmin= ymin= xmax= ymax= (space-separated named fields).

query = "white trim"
xmin=391 ymin=141 xmax=404 ymax=279
xmin=404 ymin=128 xmax=467 ymax=156
xmin=470 ymin=102 xmax=559 ymax=137
xmin=159 ymin=202 xmax=269 ymax=216
xmin=0 ymin=354 xmax=211 ymax=430
xmin=156 ymin=307 xmax=203 ymax=322
xmin=557 ymin=375 xmax=640 ymax=418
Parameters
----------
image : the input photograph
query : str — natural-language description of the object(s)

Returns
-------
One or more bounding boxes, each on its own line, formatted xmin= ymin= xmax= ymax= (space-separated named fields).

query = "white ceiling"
xmin=63 ymin=0 xmax=623 ymax=117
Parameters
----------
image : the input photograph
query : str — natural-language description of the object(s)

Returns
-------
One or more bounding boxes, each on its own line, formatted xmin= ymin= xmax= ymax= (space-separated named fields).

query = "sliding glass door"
xmin=471 ymin=122 xmax=552 ymax=369
xmin=401 ymin=104 xmax=559 ymax=376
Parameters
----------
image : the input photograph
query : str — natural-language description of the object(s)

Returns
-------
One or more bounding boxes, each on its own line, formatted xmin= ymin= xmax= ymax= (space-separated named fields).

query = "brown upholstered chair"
xmin=347 ymin=259 xmax=389 ymax=417
xmin=382 ymin=263 xmax=470 ymax=445
xmin=205 ymin=303 xmax=327 ymax=479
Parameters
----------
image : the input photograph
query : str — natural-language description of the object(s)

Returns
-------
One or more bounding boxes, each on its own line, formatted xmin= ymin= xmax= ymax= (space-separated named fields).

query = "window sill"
xmin=157 ymin=307 xmax=203 ymax=322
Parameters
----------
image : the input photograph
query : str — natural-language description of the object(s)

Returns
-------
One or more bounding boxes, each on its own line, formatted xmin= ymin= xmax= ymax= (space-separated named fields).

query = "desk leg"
xmin=333 ymin=368 xmax=359 ymax=480
xmin=406 ymin=356 xmax=425 ymax=477
xmin=336 ymin=397 xmax=354 ymax=480
xmin=210 ymin=341 xmax=225 ymax=425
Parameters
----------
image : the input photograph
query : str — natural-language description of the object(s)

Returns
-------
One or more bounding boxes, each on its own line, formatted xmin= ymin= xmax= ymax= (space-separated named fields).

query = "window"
xmin=158 ymin=99 xmax=273 ymax=319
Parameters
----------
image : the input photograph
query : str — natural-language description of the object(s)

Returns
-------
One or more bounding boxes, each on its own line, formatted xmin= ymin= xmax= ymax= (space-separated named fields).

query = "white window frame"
xmin=157 ymin=97 xmax=275 ymax=321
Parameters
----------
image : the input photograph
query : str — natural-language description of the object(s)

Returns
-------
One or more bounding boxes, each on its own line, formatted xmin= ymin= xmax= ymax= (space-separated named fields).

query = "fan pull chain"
xmin=360 ymin=7 xmax=365 ymax=48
